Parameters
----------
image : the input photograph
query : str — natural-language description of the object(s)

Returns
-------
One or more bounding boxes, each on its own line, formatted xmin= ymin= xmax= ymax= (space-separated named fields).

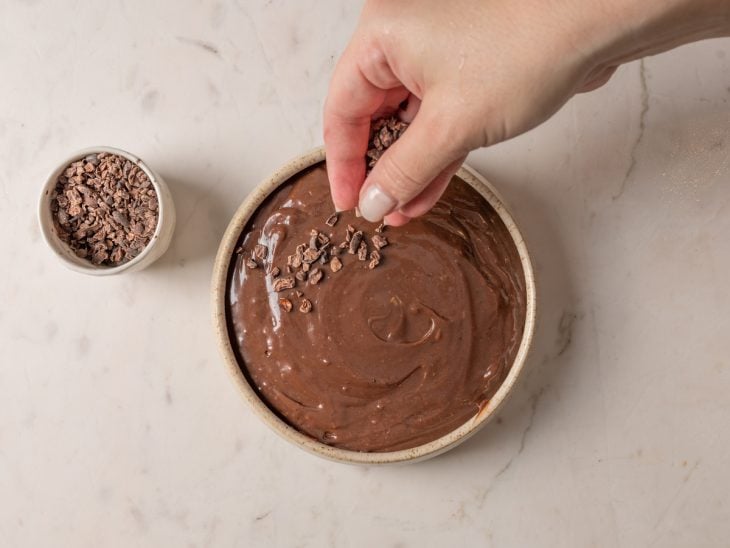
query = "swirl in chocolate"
xmin=227 ymin=163 xmax=526 ymax=452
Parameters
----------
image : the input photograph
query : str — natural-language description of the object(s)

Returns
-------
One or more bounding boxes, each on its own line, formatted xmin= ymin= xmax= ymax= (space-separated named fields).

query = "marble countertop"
xmin=2 ymin=1 xmax=729 ymax=546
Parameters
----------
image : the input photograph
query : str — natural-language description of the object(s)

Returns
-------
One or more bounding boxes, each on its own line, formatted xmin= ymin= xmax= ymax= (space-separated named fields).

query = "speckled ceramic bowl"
xmin=212 ymin=147 xmax=536 ymax=465
xmin=38 ymin=146 xmax=176 ymax=275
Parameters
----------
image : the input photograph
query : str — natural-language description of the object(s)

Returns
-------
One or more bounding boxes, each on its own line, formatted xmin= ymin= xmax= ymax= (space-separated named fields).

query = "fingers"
xmin=384 ymin=210 xmax=411 ymax=227
xmin=323 ymin=77 xmax=382 ymax=210
xmin=323 ymin=41 xmax=405 ymax=211
xmin=381 ymin=156 xmax=464 ymax=227
xmin=358 ymin=98 xmax=467 ymax=222
xmin=398 ymin=156 xmax=465 ymax=218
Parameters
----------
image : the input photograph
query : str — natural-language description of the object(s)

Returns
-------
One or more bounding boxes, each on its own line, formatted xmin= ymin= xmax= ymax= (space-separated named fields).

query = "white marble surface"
xmin=1 ymin=1 xmax=729 ymax=546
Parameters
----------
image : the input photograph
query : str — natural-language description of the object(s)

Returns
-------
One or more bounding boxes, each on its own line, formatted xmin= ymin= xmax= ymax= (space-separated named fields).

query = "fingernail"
xmin=332 ymin=198 xmax=346 ymax=213
xmin=359 ymin=184 xmax=397 ymax=222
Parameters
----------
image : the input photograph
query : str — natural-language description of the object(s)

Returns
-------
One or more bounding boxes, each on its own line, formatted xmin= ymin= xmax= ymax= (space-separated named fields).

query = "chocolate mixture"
xmin=227 ymin=163 xmax=527 ymax=452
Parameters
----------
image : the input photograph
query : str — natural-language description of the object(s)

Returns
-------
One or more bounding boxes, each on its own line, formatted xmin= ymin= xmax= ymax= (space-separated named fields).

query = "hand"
xmin=323 ymin=0 xmax=730 ymax=224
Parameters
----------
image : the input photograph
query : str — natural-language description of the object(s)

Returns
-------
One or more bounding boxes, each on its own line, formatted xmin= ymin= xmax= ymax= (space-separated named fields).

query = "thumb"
xmin=358 ymin=100 xmax=466 ymax=222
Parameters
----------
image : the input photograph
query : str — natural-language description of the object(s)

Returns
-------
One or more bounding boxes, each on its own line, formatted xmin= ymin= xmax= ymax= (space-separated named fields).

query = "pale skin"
xmin=323 ymin=0 xmax=730 ymax=225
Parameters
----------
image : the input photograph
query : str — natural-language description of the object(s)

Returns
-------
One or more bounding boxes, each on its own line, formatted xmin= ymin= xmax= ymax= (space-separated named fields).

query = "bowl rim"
xmin=37 ymin=146 xmax=170 ymax=276
xmin=211 ymin=146 xmax=537 ymax=465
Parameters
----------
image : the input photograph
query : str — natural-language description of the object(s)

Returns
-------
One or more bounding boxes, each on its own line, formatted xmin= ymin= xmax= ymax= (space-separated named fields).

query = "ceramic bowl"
xmin=212 ymin=147 xmax=536 ymax=464
xmin=38 ymin=146 xmax=176 ymax=275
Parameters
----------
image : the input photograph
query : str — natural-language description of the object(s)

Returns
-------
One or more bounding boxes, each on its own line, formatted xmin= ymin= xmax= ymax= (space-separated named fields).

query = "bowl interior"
xmin=212 ymin=147 xmax=536 ymax=464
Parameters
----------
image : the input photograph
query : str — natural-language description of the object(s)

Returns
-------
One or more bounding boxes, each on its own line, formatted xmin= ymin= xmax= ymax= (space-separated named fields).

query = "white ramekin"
xmin=38 ymin=146 xmax=175 ymax=275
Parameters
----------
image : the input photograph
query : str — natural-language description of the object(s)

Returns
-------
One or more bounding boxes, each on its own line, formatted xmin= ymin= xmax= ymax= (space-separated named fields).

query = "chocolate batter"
xmin=227 ymin=163 xmax=526 ymax=452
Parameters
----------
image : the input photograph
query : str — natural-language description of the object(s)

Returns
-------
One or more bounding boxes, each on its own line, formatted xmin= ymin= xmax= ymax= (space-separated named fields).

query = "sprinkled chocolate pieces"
xmin=238 ymin=212 xmax=391 ymax=315
xmin=273 ymin=276 xmax=295 ymax=292
xmin=299 ymin=298 xmax=313 ymax=314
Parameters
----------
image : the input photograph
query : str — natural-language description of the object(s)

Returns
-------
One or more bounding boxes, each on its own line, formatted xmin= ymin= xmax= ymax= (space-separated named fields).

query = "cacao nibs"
xmin=366 ymin=116 xmax=409 ymax=173
xmin=357 ymin=241 xmax=368 ymax=261
xmin=308 ymin=267 xmax=323 ymax=285
xmin=368 ymin=249 xmax=381 ymax=269
xmin=348 ymin=231 xmax=362 ymax=254
xmin=372 ymin=234 xmax=388 ymax=249
xmin=330 ymin=256 xmax=343 ymax=272
xmin=325 ymin=213 xmax=339 ymax=227
xmin=302 ymin=247 xmax=320 ymax=264
xmin=273 ymin=276 xmax=295 ymax=292
xmin=254 ymin=244 xmax=268 ymax=260
xmin=309 ymin=229 xmax=319 ymax=250
xmin=50 ymin=152 xmax=159 ymax=266
xmin=317 ymin=233 xmax=330 ymax=247
xmin=248 ymin=211 xmax=392 ymax=314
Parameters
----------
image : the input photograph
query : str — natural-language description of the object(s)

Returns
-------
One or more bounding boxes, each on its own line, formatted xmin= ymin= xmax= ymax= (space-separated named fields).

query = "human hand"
xmin=323 ymin=0 xmax=730 ymax=224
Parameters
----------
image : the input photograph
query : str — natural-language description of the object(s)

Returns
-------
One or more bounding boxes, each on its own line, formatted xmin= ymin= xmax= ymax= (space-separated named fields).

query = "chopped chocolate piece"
xmin=246 ymin=257 xmax=258 ymax=269
xmin=273 ymin=276 xmax=295 ymax=292
xmin=269 ymin=266 xmax=280 ymax=277
xmin=372 ymin=234 xmax=388 ymax=249
xmin=309 ymin=229 xmax=319 ymax=250
xmin=279 ymin=298 xmax=293 ymax=312
xmin=368 ymin=249 xmax=381 ymax=269
xmin=318 ymin=248 xmax=328 ymax=264
xmin=357 ymin=241 xmax=368 ymax=261
xmin=295 ymin=270 xmax=307 ymax=281
xmin=302 ymin=262 xmax=311 ymax=273
xmin=345 ymin=224 xmax=355 ymax=242
xmin=302 ymin=247 xmax=320 ymax=264
xmin=330 ymin=256 xmax=343 ymax=272
xmin=325 ymin=212 xmax=339 ymax=227
xmin=254 ymin=244 xmax=268 ymax=260
xmin=299 ymin=298 xmax=313 ymax=314
xmin=348 ymin=231 xmax=362 ymax=254
xmin=111 ymin=210 xmax=129 ymax=227
xmin=317 ymin=232 xmax=330 ymax=246
xmin=375 ymin=223 xmax=385 ymax=234
xmin=308 ymin=267 xmax=323 ymax=285
xmin=289 ymin=246 xmax=304 ymax=268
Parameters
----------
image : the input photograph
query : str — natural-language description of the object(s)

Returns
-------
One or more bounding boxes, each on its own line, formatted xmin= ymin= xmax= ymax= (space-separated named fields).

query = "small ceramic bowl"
xmin=38 ymin=146 xmax=176 ymax=275
xmin=212 ymin=147 xmax=536 ymax=465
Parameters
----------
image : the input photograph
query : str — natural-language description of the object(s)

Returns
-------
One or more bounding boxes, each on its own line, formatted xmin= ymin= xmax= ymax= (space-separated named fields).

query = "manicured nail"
xmin=332 ymin=198 xmax=346 ymax=213
xmin=359 ymin=184 xmax=397 ymax=222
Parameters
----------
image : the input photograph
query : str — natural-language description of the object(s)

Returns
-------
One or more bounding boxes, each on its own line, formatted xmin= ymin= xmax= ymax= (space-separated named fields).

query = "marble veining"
xmin=1 ymin=1 xmax=729 ymax=546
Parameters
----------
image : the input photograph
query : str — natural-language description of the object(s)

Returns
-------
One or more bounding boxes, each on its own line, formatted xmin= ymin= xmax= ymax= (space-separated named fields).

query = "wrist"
xmin=580 ymin=0 xmax=730 ymax=68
